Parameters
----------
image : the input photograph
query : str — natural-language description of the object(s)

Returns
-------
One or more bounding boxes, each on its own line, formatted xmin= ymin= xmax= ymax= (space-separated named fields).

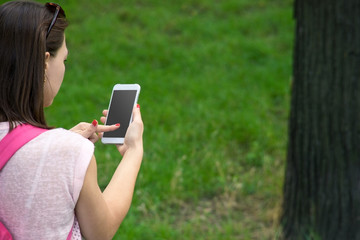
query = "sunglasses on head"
xmin=45 ymin=2 xmax=66 ymax=38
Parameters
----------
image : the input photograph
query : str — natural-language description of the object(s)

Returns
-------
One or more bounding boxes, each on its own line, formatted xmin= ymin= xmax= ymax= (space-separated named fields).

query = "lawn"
xmin=42 ymin=0 xmax=294 ymax=238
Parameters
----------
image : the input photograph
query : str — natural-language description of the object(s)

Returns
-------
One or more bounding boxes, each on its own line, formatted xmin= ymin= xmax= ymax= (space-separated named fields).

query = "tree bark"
xmin=282 ymin=1 xmax=360 ymax=239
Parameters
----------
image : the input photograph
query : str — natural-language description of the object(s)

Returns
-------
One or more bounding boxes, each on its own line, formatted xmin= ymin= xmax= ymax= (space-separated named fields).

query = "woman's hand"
xmin=70 ymin=118 xmax=120 ymax=143
xmin=100 ymin=105 xmax=143 ymax=156
xmin=76 ymin=105 xmax=143 ymax=239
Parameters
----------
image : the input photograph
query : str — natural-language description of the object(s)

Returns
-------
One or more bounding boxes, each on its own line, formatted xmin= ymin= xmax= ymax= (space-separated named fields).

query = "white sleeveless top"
xmin=0 ymin=122 xmax=94 ymax=239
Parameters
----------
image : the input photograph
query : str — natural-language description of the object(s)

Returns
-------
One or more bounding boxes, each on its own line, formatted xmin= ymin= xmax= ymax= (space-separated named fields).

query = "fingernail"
xmin=137 ymin=104 xmax=140 ymax=109
xmin=92 ymin=120 xmax=98 ymax=126
xmin=115 ymin=123 xmax=120 ymax=127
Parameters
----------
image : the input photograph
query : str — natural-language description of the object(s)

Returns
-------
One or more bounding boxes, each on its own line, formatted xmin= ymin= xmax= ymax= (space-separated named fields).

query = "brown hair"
xmin=0 ymin=0 xmax=68 ymax=130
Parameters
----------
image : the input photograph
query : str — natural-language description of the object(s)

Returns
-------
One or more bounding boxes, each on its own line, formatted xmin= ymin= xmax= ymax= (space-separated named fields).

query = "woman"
xmin=0 ymin=1 xmax=144 ymax=239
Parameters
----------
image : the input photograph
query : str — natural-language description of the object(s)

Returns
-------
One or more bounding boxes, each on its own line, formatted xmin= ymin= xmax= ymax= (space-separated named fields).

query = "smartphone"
xmin=101 ymin=84 xmax=141 ymax=144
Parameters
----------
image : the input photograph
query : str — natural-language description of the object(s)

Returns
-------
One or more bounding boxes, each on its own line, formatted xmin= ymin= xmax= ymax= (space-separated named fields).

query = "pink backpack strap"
xmin=0 ymin=222 xmax=13 ymax=240
xmin=0 ymin=124 xmax=48 ymax=240
xmin=0 ymin=124 xmax=48 ymax=170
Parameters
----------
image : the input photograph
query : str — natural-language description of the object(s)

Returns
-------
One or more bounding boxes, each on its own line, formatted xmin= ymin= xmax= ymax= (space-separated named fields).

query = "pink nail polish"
xmin=137 ymin=104 xmax=140 ymax=109
xmin=92 ymin=120 xmax=98 ymax=126
xmin=115 ymin=123 xmax=120 ymax=127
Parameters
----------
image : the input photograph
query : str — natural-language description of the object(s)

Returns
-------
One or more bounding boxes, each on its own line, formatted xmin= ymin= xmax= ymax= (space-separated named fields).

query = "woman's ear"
xmin=45 ymin=52 xmax=51 ymax=70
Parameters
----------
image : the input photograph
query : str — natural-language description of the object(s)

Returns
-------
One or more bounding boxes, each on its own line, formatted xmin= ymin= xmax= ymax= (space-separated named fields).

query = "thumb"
xmin=132 ymin=104 xmax=142 ymax=123
xmin=84 ymin=120 xmax=98 ymax=138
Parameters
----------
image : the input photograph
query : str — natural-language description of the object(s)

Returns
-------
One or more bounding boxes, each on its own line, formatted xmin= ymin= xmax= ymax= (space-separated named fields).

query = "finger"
xmin=82 ymin=120 xmax=98 ymax=138
xmin=98 ymin=132 xmax=104 ymax=139
xmin=117 ymin=144 xmax=128 ymax=156
xmin=102 ymin=109 xmax=108 ymax=117
xmin=96 ymin=124 xmax=120 ymax=133
xmin=89 ymin=133 xmax=99 ymax=143
xmin=100 ymin=116 xmax=106 ymax=124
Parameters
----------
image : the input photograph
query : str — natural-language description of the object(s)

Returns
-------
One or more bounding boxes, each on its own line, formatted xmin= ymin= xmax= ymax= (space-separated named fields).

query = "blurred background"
xmin=42 ymin=0 xmax=293 ymax=239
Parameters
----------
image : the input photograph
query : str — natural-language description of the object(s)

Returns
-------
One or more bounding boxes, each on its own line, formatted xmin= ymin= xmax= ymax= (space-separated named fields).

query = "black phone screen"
xmin=103 ymin=90 xmax=137 ymax=138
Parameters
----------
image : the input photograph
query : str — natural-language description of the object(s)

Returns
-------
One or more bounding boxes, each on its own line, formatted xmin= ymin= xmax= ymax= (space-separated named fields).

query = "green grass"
xmin=42 ymin=0 xmax=294 ymax=238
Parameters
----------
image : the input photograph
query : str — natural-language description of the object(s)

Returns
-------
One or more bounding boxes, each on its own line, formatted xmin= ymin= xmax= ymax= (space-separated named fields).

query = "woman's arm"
xmin=75 ymin=106 xmax=143 ymax=240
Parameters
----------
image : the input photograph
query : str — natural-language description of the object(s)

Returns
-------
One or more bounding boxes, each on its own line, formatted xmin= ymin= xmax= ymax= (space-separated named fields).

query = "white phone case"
xmin=101 ymin=84 xmax=141 ymax=144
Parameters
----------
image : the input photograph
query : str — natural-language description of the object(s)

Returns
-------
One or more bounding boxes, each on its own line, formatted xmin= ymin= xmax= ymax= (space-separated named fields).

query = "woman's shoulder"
xmin=47 ymin=127 xmax=84 ymax=138
xmin=40 ymin=128 xmax=94 ymax=150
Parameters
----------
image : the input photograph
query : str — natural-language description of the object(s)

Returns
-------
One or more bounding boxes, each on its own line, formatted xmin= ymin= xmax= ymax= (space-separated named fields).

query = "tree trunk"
xmin=282 ymin=1 xmax=360 ymax=239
